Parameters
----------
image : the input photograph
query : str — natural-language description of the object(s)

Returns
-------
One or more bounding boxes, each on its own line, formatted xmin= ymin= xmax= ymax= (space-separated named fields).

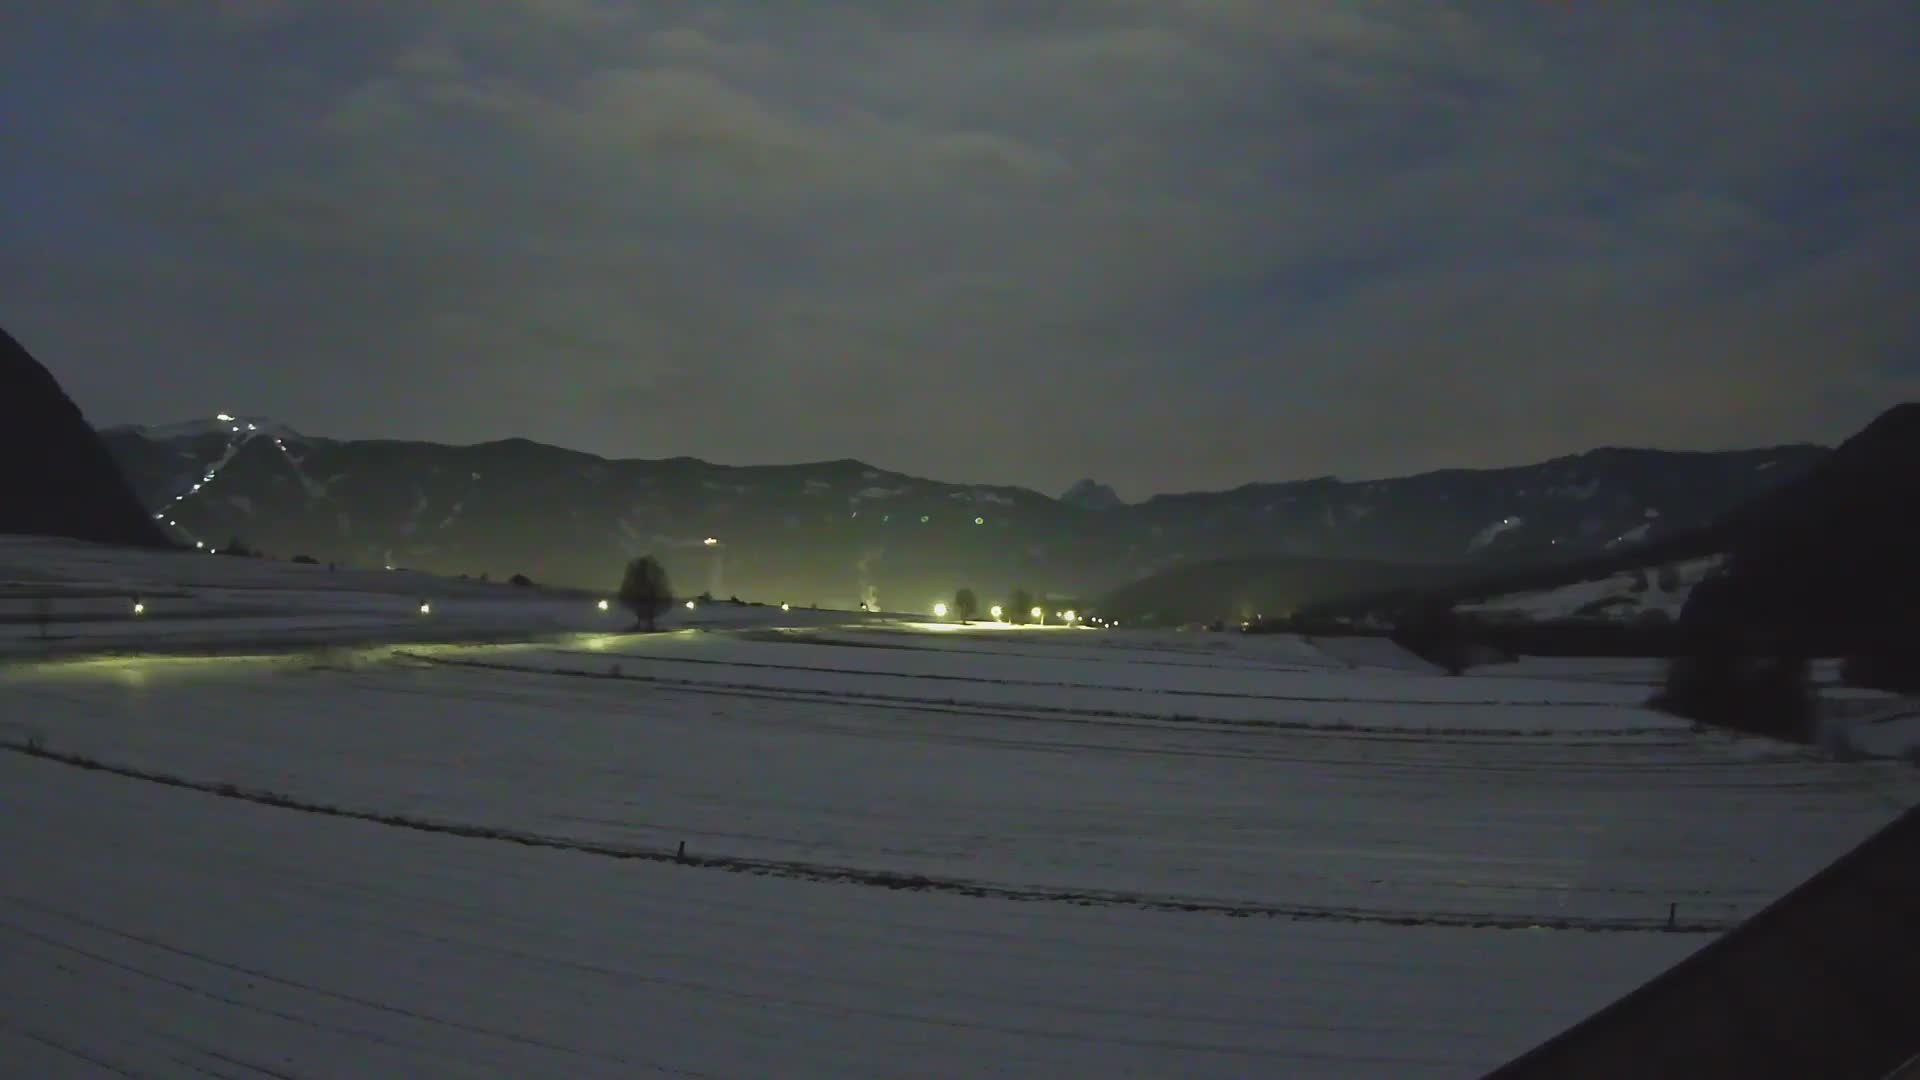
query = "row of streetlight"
xmin=931 ymin=602 xmax=1086 ymax=626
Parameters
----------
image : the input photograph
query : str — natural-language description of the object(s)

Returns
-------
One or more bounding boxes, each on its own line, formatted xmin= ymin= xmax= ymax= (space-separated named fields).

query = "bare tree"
xmin=953 ymin=587 xmax=980 ymax=623
xmin=619 ymin=555 xmax=674 ymax=631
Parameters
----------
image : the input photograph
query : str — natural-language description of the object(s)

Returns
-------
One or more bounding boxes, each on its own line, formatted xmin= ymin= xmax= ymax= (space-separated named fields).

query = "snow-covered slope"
xmin=1459 ymin=556 xmax=1725 ymax=623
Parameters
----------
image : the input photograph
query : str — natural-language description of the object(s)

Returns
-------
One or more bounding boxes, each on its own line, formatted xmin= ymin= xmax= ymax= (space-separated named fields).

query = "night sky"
xmin=4 ymin=2 xmax=1916 ymax=498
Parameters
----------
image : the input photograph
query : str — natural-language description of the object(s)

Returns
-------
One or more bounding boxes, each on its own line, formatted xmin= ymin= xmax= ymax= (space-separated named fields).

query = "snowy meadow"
xmin=3 ymin=540 xmax=1916 ymax=1077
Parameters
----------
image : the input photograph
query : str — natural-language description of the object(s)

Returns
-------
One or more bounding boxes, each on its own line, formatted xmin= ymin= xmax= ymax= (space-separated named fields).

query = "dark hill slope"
xmin=1686 ymin=402 xmax=1920 ymax=657
xmin=0 ymin=327 xmax=169 ymax=548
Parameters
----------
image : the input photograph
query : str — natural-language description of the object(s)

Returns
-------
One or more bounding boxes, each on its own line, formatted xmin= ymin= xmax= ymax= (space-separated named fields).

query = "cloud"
xmin=4 ymin=1 xmax=1916 ymax=496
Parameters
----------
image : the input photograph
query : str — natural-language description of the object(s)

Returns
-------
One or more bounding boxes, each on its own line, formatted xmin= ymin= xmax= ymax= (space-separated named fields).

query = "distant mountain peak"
xmin=1061 ymin=478 xmax=1124 ymax=510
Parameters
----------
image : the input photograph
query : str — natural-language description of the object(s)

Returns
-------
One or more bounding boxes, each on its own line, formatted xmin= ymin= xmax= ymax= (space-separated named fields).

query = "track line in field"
xmin=402 ymin=651 xmax=1670 ymax=740
xmin=3 ymin=740 xmax=1731 ymax=935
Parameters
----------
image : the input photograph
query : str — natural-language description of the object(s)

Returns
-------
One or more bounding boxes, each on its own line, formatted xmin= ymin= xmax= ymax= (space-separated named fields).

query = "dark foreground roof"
xmin=1487 ymin=803 xmax=1920 ymax=1080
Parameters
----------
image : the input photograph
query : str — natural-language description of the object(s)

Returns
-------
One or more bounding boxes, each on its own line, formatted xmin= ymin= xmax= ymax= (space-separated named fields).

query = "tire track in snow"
xmin=401 ymin=650 xmax=1666 ymax=739
xmin=537 ymin=644 xmax=1634 ymax=709
xmin=1 ymin=740 xmax=1733 ymax=935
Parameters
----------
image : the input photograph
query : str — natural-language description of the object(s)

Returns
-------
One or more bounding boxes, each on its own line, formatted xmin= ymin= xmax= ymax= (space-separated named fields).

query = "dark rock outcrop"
xmin=1 ymin=327 xmax=171 ymax=548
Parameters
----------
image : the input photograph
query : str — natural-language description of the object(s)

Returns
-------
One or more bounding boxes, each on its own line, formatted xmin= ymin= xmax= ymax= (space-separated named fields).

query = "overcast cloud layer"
xmin=4 ymin=1 xmax=1916 ymax=497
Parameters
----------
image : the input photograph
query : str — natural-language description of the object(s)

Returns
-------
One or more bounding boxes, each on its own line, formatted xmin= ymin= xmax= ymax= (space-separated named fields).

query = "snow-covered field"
xmin=0 ymin=536 xmax=852 ymax=656
xmin=3 ymin=539 xmax=1917 ymax=1077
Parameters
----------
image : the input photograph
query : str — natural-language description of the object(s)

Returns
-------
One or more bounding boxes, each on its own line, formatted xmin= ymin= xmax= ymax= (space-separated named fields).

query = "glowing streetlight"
xmin=1063 ymin=610 xmax=1077 ymax=624
xmin=418 ymin=602 xmax=432 ymax=615
xmin=194 ymin=541 xmax=205 ymax=549
xmin=703 ymin=537 xmax=719 ymax=547
xmin=685 ymin=600 xmax=697 ymax=610
xmin=597 ymin=599 xmax=610 ymax=612
xmin=1031 ymin=606 xmax=1044 ymax=623
xmin=990 ymin=605 xmax=1003 ymax=620
xmin=781 ymin=602 xmax=791 ymax=612
xmin=933 ymin=602 xmax=949 ymax=618
xmin=132 ymin=601 xmax=145 ymax=616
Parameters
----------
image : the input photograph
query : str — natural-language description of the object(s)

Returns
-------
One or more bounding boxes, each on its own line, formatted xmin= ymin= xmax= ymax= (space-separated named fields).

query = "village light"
xmin=686 ymin=600 xmax=697 ymax=610
xmin=704 ymin=537 xmax=719 ymax=546
xmin=132 ymin=601 xmax=145 ymax=616
xmin=781 ymin=602 xmax=791 ymax=612
xmin=933 ymin=602 xmax=949 ymax=618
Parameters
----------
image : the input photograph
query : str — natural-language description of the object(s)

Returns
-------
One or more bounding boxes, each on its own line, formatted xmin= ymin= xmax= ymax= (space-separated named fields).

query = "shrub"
xmin=509 ymin=573 xmax=533 ymax=587
xmin=1391 ymin=603 xmax=1472 ymax=675
xmin=1841 ymin=650 xmax=1920 ymax=694
xmin=291 ymin=554 xmax=319 ymax=565
xmin=1654 ymin=638 xmax=1815 ymax=742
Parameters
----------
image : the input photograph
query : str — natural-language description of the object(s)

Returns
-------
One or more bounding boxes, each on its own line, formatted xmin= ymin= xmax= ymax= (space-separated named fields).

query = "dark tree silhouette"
xmin=1008 ymin=587 xmax=1035 ymax=625
xmin=953 ymin=587 xmax=980 ymax=623
xmin=1653 ymin=577 xmax=1815 ymax=741
xmin=619 ymin=556 xmax=674 ymax=631
xmin=1391 ymin=602 xmax=1472 ymax=675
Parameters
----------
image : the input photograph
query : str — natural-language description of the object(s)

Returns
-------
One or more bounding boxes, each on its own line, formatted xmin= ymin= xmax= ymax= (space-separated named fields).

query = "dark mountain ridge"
xmin=101 ymin=417 xmax=1825 ymax=607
